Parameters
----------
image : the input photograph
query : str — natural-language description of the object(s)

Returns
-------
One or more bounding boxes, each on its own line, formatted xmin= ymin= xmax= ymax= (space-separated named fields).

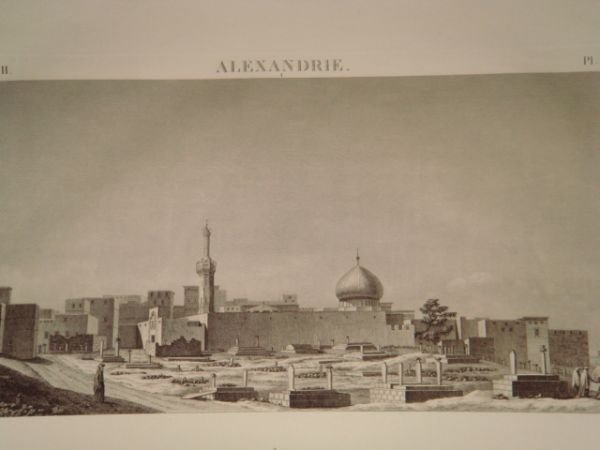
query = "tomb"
xmin=268 ymin=365 xmax=351 ymax=408
xmin=369 ymin=358 xmax=463 ymax=404
xmin=492 ymin=349 xmax=568 ymax=398
xmin=332 ymin=341 xmax=389 ymax=361
xmin=228 ymin=336 xmax=273 ymax=357
xmin=283 ymin=344 xmax=322 ymax=354
xmin=97 ymin=339 xmax=125 ymax=363
xmin=444 ymin=355 xmax=480 ymax=364
xmin=185 ymin=371 xmax=258 ymax=402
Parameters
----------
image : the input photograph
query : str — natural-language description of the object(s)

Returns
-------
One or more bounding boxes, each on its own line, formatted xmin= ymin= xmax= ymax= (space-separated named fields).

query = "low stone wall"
xmin=156 ymin=337 xmax=204 ymax=357
xmin=49 ymin=334 xmax=97 ymax=353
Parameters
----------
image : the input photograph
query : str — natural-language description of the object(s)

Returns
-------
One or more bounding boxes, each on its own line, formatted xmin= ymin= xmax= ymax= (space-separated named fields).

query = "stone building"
xmin=147 ymin=290 xmax=175 ymax=319
xmin=458 ymin=316 xmax=589 ymax=372
xmin=64 ymin=296 xmax=119 ymax=349
xmin=36 ymin=307 xmax=102 ymax=354
xmin=0 ymin=303 xmax=39 ymax=360
xmin=116 ymin=296 xmax=148 ymax=348
xmin=138 ymin=307 xmax=206 ymax=356
xmin=37 ymin=308 xmax=57 ymax=353
xmin=52 ymin=313 xmax=98 ymax=337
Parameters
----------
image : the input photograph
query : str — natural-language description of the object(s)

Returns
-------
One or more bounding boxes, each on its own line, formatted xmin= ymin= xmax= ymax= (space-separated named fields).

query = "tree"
xmin=415 ymin=298 xmax=454 ymax=346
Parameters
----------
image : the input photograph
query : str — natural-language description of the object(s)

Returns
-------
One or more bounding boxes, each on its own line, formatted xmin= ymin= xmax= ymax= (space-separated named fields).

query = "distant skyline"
xmin=1 ymin=74 xmax=599 ymax=349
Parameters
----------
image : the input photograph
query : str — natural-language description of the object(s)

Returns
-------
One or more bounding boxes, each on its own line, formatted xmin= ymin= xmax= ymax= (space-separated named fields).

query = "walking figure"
xmin=94 ymin=363 xmax=105 ymax=403
xmin=579 ymin=367 xmax=590 ymax=398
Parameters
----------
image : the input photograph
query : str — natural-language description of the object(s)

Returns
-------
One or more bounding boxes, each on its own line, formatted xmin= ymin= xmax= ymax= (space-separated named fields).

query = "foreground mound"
xmin=0 ymin=365 xmax=156 ymax=417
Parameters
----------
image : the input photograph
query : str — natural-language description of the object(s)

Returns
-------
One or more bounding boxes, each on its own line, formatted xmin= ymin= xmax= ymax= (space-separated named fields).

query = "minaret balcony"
xmin=196 ymin=259 xmax=216 ymax=273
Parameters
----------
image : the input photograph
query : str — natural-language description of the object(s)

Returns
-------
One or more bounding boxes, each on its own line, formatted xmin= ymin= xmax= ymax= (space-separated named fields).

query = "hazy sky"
xmin=1 ymin=74 xmax=599 ymax=348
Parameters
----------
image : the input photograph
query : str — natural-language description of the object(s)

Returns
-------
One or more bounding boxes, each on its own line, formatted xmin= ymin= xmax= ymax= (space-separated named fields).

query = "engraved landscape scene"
xmin=1 ymin=74 xmax=599 ymax=415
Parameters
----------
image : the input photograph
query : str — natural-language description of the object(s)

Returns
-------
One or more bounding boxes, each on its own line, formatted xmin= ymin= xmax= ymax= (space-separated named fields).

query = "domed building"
xmin=336 ymin=252 xmax=388 ymax=311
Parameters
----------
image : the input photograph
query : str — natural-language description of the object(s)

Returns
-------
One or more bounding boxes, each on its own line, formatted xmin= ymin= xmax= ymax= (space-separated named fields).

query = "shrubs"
xmin=297 ymin=371 xmax=326 ymax=379
xmin=444 ymin=374 xmax=488 ymax=382
xmin=172 ymin=377 xmax=209 ymax=386
xmin=445 ymin=367 xmax=494 ymax=373
xmin=110 ymin=371 xmax=146 ymax=376
xmin=207 ymin=361 xmax=241 ymax=368
xmin=251 ymin=366 xmax=286 ymax=373
xmin=404 ymin=369 xmax=437 ymax=377
xmin=141 ymin=374 xmax=172 ymax=380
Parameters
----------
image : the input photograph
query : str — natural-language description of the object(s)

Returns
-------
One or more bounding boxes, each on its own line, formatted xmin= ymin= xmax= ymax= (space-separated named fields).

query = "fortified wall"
xmin=204 ymin=311 xmax=395 ymax=352
xmin=549 ymin=329 xmax=590 ymax=370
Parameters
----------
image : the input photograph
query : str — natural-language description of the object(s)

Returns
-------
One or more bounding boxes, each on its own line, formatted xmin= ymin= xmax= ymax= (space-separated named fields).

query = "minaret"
xmin=196 ymin=222 xmax=217 ymax=313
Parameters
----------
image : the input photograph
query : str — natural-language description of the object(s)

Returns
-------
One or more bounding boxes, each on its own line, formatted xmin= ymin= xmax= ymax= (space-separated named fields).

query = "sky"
xmin=1 ymin=74 xmax=599 ymax=349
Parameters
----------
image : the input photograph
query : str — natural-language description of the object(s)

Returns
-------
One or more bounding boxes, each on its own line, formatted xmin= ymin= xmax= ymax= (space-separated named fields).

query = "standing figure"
xmin=571 ymin=367 xmax=581 ymax=397
xmin=578 ymin=367 xmax=590 ymax=398
xmin=94 ymin=363 xmax=105 ymax=403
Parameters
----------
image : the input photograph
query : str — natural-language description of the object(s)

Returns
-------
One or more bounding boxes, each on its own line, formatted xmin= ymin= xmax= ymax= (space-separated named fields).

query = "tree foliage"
xmin=415 ymin=298 xmax=454 ymax=345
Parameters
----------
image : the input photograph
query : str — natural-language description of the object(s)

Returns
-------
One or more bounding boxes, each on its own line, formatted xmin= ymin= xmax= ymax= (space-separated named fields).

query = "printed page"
xmin=1 ymin=2 xmax=599 ymax=449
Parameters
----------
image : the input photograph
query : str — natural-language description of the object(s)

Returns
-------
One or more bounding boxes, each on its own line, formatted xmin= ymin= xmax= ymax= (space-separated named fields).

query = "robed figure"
xmin=94 ymin=363 xmax=105 ymax=403
xmin=571 ymin=368 xmax=581 ymax=397
xmin=578 ymin=367 xmax=590 ymax=398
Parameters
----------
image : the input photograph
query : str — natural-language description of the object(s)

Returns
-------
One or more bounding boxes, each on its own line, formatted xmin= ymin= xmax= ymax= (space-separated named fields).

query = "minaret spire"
xmin=197 ymin=221 xmax=216 ymax=313
xmin=356 ymin=248 xmax=360 ymax=265
xmin=202 ymin=221 xmax=211 ymax=258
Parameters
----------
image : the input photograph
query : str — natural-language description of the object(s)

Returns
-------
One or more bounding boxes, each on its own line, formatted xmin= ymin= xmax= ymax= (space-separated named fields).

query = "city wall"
xmin=205 ymin=311 xmax=391 ymax=352
xmin=162 ymin=316 xmax=206 ymax=350
xmin=549 ymin=329 xmax=590 ymax=370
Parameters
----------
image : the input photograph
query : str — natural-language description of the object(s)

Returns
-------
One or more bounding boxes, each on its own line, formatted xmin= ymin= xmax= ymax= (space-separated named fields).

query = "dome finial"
xmin=356 ymin=248 xmax=360 ymax=265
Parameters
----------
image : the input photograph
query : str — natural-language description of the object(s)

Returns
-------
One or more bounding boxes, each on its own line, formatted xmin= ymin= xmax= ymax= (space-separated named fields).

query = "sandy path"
xmin=1 ymin=356 xmax=280 ymax=413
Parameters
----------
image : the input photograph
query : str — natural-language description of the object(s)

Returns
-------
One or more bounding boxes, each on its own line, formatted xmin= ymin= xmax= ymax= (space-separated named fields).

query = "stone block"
xmin=269 ymin=389 xmax=351 ymax=408
xmin=492 ymin=374 xmax=568 ymax=398
xmin=369 ymin=384 xmax=463 ymax=404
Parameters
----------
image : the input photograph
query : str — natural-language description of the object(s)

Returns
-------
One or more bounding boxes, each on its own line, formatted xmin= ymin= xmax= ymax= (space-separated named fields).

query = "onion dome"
xmin=335 ymin=251 xmax=384 ymax=302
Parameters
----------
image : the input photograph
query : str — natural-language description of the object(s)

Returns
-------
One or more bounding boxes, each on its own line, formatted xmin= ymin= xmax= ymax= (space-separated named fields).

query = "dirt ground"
xmin=0 ymin=364 xmax=156 ymax=416
xmin=2 ymin=351 xmax=600 ymax=414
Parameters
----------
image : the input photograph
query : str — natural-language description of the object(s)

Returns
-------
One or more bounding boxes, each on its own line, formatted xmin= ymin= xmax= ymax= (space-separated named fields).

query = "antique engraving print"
xmin=1 ymin=73 xmax=599 ymax=416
